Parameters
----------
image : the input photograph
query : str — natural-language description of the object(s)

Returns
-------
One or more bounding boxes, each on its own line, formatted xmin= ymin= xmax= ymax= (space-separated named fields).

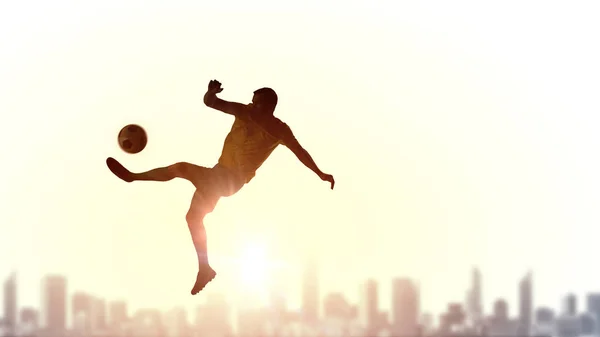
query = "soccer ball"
xmin=118 ymin=124 xmax=148 ymax=154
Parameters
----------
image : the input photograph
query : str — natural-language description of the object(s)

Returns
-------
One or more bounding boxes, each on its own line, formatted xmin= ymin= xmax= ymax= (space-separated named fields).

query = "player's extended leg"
xmin=186 ymin=190 xmax=219 ymax=295
xmin=106 ymin=157 xmax=207 ymax=187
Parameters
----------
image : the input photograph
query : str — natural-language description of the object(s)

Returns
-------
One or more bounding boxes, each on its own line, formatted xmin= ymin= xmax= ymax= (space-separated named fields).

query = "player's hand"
xmin=207 ymin=79 xmax=223 ymax=94
xmin=321 ymin=173 xmax=335 ymax=190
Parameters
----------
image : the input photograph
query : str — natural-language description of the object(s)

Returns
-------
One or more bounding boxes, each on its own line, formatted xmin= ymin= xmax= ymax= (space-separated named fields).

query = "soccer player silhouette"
xmin=106 ymin=80 xmax=335 ymax=294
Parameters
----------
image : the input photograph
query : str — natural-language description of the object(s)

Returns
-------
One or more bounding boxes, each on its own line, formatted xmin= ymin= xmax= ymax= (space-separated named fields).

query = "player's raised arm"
xmin=203 ymin=80 xmax=249 ymax=119
xmin=276 ymin=123 xmax=335 ymax=190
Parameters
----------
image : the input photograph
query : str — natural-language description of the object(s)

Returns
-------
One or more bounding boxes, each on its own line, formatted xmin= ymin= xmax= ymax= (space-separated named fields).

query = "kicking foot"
xmin=191 ymin=265 xmax=217 ymax=295
xmin=106 ymin=157 xmax=134 ymax=182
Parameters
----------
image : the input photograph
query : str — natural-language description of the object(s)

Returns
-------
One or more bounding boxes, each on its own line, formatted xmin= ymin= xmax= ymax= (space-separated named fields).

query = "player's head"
xmin=252 ymin=87 xmax=278 ymax=115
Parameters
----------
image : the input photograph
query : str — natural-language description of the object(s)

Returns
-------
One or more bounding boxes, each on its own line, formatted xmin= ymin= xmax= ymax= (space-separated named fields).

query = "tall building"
xmin=533 ymin=307 xmax=555 ymax=337
xmin=586 ymin=293 xmax=600 ymax=336
xmin=324 ymin=292 xmax=352 ymax=322
xmin=518 ymin=271 xmax=533 ymax=337
xmin=494 ymin=299 xmax=509 ymax=320
xmin=563 ymin=293 xmax=577 ymax=316
xmin=268 ymin=289 xmax=287 ymax=336
xmin=440 ymin=303 xmax=466 ymax=333
xmin=466 ymin=267 xmax=483 ymax=328
xmin=3 ymin=272 xmax=17 ymax=336
xmin=72 ymin=292 xmax=93 ymax=332
xmin=21 ymin=308 xmax=38 ymax=326
xmin=20 ymin=308 xmax=38 ymax=337
xmin=164 ymin=306 xmax=190 ymax=337
xmin=489 ymin=299 xmax=513 ymax=337
xmin=391 ymin=278 xmax=420 ymax=337
xmin=131 ymin=309 xmax=165 ymax=337
xmin=268 ymin=269 xmax=288 ymax=316
xmin=91 ymin=297 xmax=107 ymax=331
xmin=41 ymin=275 xmax=67 ymax=332
xmin=420 ymin=312 xmax=434 ymax=333
xmin=196 ymin=293 xmax=232 ymax=337
xmin=236 ymin=308 xmax=268 ymax=337
xmin=269 ymin=291 xmax=286 ymax=315
xmin=108 ymin=301 xmax=128 ymax=328
xmin=359 ymin=279 xmax=379 ymax=331
xmin=535 ymin=307 xmax=555 ymax=324
xmin=302 ymin=259 xmax=319 ymax=322
xmin=580 ymin=313 xmax=596 ymax=336
xmin=555 ymin=314 xmax=581 ymax=337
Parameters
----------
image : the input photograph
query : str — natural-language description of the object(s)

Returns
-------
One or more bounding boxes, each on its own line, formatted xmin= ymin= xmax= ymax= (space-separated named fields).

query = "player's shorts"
xmin=192 ymin=163 xmax=245 ymax=214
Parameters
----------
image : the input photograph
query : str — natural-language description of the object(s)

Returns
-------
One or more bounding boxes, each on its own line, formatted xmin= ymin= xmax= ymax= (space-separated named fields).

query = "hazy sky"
xmin=1 ymin=0 xmax=600 ymax=320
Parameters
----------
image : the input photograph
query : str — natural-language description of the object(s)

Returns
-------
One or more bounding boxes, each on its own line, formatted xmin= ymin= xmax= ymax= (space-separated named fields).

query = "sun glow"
xmin=239 ymin=240 xmax=270 ymax=286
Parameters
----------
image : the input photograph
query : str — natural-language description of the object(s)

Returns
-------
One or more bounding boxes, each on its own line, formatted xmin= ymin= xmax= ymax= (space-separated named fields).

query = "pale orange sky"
xmin=2 ymin=0 xmax=600 ymax=319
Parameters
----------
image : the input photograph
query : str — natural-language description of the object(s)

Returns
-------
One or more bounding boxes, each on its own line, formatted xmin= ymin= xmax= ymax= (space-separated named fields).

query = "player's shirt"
xmin=217 ymin=107 xmax=291 ymax=183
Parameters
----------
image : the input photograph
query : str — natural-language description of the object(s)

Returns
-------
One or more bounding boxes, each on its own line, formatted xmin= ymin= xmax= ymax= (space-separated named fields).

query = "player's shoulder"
xmin=238 ymin=104 xmax=254 ymax=118
xmin=256 ymin=116 xmax=291 ymax=139
xmin=267 ymin=116 xmax=292 ymax=133
xmin=271 ymin=116 xmax=288 ymax=127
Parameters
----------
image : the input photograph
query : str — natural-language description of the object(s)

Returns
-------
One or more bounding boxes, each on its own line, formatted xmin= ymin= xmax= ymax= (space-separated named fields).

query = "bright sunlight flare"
xmin=239 ymin=240 xmax=270 ymax=286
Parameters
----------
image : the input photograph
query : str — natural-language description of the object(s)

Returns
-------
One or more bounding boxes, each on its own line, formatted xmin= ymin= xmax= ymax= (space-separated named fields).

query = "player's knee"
xmin=169 ymin=162 xmax=192 ymax=179
xmin=185 ymin=211 xmax=197 ymax=227
xmin=187 ymin=191 xmax=218 ymax=226
xmin=186 ymin=208 xmax=207 ymax=226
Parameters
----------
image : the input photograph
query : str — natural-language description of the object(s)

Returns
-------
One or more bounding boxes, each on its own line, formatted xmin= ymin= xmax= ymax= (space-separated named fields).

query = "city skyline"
xmin=4 ymin=266 xmax=600 ymax=324
xmin=3 ymin=0 xmax=600 ymax=321
xmin=5 ymin=266 xmax=600 ymax=337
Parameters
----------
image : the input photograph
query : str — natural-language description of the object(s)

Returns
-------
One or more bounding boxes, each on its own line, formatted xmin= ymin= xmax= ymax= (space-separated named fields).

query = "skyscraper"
xmin=420 ymin=312 xmax=434 ymax=333
xmin=489 ymin=299 xmax=511 ymax=337
xmin=269 ymin=290 xmax=287 ymax=315
xmin=72 ymin=292 xmax=93 ymax=332
xmin=466 ymin=267 xmax=483 ymax=328
xmin=325 ymin=292 xmax=352 ymax=320
xmin=581 ymin=313 xmax=596 ymax=336
xmin=586 ymin=293 xmax=600 ymax=336
xmin=20 ymin=308 xmax=38 ymax=337
xmin=563 ymin=293 xmax=577 ymax=316
xmin=493 ymin=299 xmax=509 ymax=321
xmin=391 ymin=278 xmax=420 ymax=337
xmin=533 ymin=307 xmax=555 ymax=336
xmin=302 ymin=259 xmax=319 ymax=322
xmin=20 ymin=308 xmax=38 ymax=326
xmin=535 ymin=307 xmax=555 ymax=325
xmin=131 ymin=309 xmax=165 ymax=336
xmin=197 ymin=293 xmax=232 ymax=337
xmin=91 ymin=297 xmax=107 ymax=331
xmin=359 ymin=279 xmax=379 ymax=331
xmin=3 ymin=272 xmax=17 ymax=336
xmin=108 ymin=301 xmax=128 ymax=328
xmin=41 ymin=275 xmax=67 ymax=332
xmin=518 ymin=271 xmax=533 ymax=337
xmin=165 ymin=306 xmax=190 ymax=337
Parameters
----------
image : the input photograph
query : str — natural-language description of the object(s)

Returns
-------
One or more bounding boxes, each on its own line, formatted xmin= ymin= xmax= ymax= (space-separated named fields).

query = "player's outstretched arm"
xmin=203 ymin=80 xmax=249 ymax=119
xmin=277 ymin=124 xmax=335 ymax=190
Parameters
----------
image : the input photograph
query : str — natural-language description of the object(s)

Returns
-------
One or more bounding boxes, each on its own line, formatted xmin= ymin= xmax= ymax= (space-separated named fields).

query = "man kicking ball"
xmin=106 ymin=80 xmax=335 ymax=295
